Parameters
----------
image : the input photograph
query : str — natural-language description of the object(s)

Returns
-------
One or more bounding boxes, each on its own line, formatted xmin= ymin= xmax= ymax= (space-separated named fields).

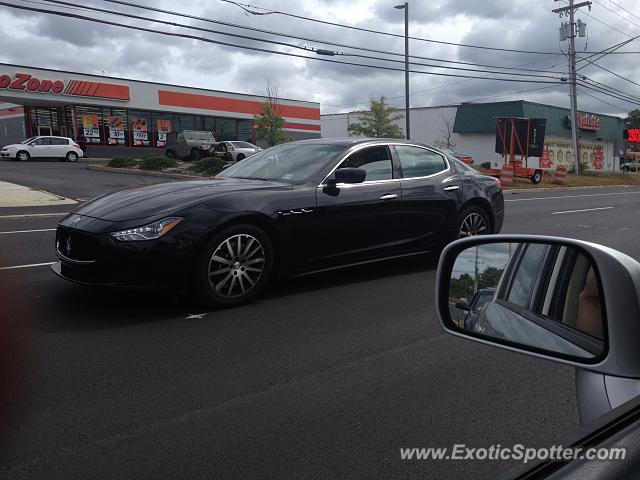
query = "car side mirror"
xmin=437 ymin=235 xmax=640 ymax=376
xmin=454 ymin=299 xmax=470 ymax=311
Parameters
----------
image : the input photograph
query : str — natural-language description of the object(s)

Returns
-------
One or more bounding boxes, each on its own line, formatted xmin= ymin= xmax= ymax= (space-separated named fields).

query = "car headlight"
xmin=110 ymin=217 xmax=182 ymax=241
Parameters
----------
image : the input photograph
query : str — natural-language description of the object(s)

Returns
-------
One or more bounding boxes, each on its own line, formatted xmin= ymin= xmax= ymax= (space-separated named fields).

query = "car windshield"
xmin=231 ymin=141 xmax=256 ymax=148
xmin=20 ymin=137 xmax=38 ymax=144
xmin=221 ymin=143 xmax=345 ymax=184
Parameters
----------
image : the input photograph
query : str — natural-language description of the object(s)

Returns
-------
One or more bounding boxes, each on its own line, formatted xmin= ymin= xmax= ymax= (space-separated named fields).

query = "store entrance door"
xmin=38 ymin=126 xmax=52 ymax=136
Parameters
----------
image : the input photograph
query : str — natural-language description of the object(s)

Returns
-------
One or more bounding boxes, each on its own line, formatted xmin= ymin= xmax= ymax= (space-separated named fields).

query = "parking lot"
xmin=3 ymin=160 xmax=640 ymax=479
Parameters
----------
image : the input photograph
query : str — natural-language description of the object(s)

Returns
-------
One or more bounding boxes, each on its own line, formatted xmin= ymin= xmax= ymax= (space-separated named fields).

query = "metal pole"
xmin=568 ymin=0 xmax=581 ymax=175
xmin=404 ymin=2 xmax=410 ymax=140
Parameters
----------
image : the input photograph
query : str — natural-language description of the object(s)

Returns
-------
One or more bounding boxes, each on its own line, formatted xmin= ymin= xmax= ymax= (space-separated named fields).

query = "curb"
xmin=87 ymin=165 xmax=203 ymax=180
xmin=505 ymin=184 xmax=637 ymax=193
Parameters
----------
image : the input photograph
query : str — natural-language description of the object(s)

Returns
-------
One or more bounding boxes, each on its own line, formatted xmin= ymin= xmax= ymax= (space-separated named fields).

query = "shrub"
xmin=189 ymin=156 xmax=228 ymax=176
xmin=139 ymin=155 xmax=177 ymax=171
xmin=108 ymin=156 xmax=137 ymax=168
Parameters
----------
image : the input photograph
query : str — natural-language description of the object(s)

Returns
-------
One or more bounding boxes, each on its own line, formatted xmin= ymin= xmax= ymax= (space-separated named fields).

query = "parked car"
xmin=455 ymin=287 xmax=496 ymax=331
xmin=621 ymin=158 xmax=640 ymax=173
xmin=214 ymin=141 xmax=262 ymax=162
xmin=52 ymin=138 xmax=504 ymax=307
xmin=165 ymin=130 xmax=216 ymax=161
xmin=437 ymin=235 xmax=640 ymax=478
xmin=0 ymin=136 xmax=83 ymax=162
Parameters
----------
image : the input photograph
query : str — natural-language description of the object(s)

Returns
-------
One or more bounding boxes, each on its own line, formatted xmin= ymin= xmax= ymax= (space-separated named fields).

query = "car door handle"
xmin=379 ymin=194 xmax=399 ymax=200
xmin=443 ymin=185 xmax=460 ymax=191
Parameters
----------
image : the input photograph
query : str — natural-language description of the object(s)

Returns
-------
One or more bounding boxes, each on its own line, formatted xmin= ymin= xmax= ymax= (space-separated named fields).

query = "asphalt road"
xmin=1 ymin=162 xmax=639 ymax=479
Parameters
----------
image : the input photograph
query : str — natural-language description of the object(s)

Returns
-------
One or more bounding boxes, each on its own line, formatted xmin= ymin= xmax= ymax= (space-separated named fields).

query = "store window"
xmin=237 ymin=120 xmax=251 ymax=142
xmin=203 ymin=117 xmax=216 ymax=136
xmin=129 ymin=110 xmax=151 ymax=147
xmin=103 ymin=108 xmax=128 ymax=146
xmin=152 ymin=112 xmax=173 ymax=148
xmin=216 ymin=118 xmax=237 ymax=141
xmin=175 ymin=114 xmax=196 ymax=132
xmin=76 ymin=106 xmax=103 ymax=144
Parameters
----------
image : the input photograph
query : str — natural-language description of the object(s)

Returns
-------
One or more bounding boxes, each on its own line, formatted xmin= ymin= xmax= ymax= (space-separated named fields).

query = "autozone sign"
xmin=0 ymin=72 xmax=64 ymax=94
xmin=0 ymin=72 xmax=130 ymax=101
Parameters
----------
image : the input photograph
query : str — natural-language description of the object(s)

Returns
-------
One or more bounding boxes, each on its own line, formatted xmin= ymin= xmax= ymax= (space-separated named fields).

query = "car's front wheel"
xmin=622 ymin=166 xmax=630 ymax=174
xmin=17 ymin=151 xmax=29 ymax=162
xmin=194 ymin=224 xmax=274 ymax=308
xmin=236 ymin=153 xmax=245 ymax=161
xmin=66 ymin=151 xmax=78 ymax=162
xmin=455 ymin=206 xmax=491 ymax=239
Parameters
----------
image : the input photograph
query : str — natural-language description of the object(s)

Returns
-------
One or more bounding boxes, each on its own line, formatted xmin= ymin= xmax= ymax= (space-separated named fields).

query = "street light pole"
xmin=395 ymin=2 xmax=410 ymax=140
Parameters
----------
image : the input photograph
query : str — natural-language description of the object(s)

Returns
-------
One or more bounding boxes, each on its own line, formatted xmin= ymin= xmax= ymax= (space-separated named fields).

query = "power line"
xmin=579 ymin=58 xmax=640 ymax=89
xmin=465 ymin=85 xmax=560 ymax=103
xmin=578 ymin=87 xmax=629 ymax=111
xmin=4 ymin=2 xmax=566 ymax=85
xmin=83 ymin=0 xmax=566 ymax=74
xmin=578 ymin=81 xmax=640 ymax=105
xmin=604 ymin=0 xmax=640 ymax=24
xmin=218 ymin=0 xmax=565 ymax=55
xmin=35 ymin=0 xmax=562 ymax=80
xmin=591 ymin=0 xmax=640 ymax=31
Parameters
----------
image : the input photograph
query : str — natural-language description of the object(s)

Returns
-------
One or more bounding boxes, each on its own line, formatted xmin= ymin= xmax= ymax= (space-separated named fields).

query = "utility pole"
xmin=553 ymin=0 xmax=591 ymax=175
xmin=395 ymin=2 xmax=410 ymax=139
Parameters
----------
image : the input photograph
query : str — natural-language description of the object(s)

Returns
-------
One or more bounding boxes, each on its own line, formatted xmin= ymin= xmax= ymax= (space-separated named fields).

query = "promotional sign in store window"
xmin=156 ymin=119 xmax=171 ymax=147
xmin=541 ymin=140 xmax=605 ymax=170
xmin=82 ymin=114 xmax=100 ymax=143
xmin=132 ymin=117 xmax=149 ymax=146
xmin=107 ymin=115 xmax=125 ymax=145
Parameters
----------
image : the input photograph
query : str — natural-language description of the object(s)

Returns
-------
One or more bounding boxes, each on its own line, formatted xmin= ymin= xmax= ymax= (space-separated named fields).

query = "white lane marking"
xmin=506 ymin=191 xmax=640 ymax=202
xmin=0 ymin=228 xmax=56 ymax=235
xmin=0 ymin=262 xmax=55 ymax=271
xmin=0 ymin=213 xmax=67 ymax=219
xmin=0 ymin=181 xmax=76 ymax=207
xmin=185 ymin=313 xmax=208 ymax=320
xmin=552 ymin=206 xmax=614 ymax=215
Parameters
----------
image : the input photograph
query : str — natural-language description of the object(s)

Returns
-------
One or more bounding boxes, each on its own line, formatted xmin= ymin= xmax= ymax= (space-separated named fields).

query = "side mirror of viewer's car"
xmin=436 ymin=235 xmax=640 ymax=425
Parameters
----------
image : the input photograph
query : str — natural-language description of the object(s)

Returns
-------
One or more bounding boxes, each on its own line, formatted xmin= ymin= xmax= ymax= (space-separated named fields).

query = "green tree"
xmin=626 ymin=109 xmax=640 ymax=128
xmin=477 ymin=267 xmax=504 ymax=290
xmin=253 ymin=82 xmax=293 ymax=147
xmin=347 ymin=96 xmax=404 ymax=138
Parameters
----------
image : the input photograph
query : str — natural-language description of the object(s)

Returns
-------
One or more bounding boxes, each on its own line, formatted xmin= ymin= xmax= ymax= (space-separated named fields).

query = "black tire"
xmin=16 ymin=151 xmax=29 ymax=162
xmin=531 ymin=169 xmax=543 ymax=184
xmin=236 ymin=153 xmax=245 ymax=161
xmin=165 ymin=150 xmax=175 ymax=159
xmin=454 ymin=205 xmax=491 ymax=240
xmin=194 ymin=224 xmax=274 ymax=308
xmin=66 ymin=151 xmax=78 ymax=162
xmin=191 ymin=149 xmax=202 ymax=162
xmin=622 ymin=166 xmax=630 ymax=174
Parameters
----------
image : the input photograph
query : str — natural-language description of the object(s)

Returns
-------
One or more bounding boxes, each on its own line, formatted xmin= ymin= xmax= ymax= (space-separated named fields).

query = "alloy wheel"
xmin=208 ymin=233 xmax=265 ymax=298
xmin=459 ymin=212 xmax=488 ymax=238
xmin=18 ymin=152 xmax=29 ymax=162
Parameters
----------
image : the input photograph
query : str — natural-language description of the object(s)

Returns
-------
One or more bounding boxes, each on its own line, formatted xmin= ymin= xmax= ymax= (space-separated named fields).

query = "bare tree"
xmin=433 ymin=113 xmax=456 ymax=150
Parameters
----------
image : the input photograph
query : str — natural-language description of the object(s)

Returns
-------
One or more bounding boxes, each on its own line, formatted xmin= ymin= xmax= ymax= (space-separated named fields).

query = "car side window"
xmin=394 ymin=145 xmax=447 ymax=178
xmin=504 ymin=244 xmax=551 ymax=309
xmin=176 ymin=133 xmax=184 ymax=142
xmin=333 ymin=146 xmax=393 ymax=182
xmin=34 ymin=138 xmax=52 ymax=146
xmin=52 ymin=138 xmax=67 ymax=145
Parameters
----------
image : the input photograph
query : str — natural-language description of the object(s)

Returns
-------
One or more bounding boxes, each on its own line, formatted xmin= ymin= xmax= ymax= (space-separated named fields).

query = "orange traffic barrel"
xmin=500 ymin=166 xmax=514 ymax=186
xmin=552 ymin=165 xmax=567 ymax=185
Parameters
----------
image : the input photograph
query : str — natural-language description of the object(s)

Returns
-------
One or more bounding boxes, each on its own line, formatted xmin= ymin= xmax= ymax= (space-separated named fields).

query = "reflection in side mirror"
xmin=445 ymin=241 xmax=605 ymax=360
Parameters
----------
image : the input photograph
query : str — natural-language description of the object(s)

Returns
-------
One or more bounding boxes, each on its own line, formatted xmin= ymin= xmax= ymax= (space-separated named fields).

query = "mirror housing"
xmin=436 ymin=235 xmax=640 ymax=378
xmin=326 ymin=167 xmax=366 ymax=188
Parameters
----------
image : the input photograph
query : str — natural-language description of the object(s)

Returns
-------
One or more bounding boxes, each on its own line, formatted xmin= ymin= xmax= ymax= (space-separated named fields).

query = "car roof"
xmin=290 ymin=137 xmax=439 ymax=149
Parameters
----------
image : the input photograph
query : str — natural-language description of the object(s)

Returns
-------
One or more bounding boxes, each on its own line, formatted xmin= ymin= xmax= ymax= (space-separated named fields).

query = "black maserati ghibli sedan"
xmin=52 ymin=138 xmax=504 ymax=307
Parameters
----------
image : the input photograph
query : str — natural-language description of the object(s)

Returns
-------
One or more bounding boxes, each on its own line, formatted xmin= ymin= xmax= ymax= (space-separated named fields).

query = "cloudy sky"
xmin=1 ymin=0 xmax=639 ymax=117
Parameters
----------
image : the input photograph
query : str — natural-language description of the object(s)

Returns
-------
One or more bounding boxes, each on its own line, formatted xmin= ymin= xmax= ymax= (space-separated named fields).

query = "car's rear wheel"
xmin=455 ymin=206 xmax=491 ymax=239
xmin=66 ymin=151 xmax=78 ymax=162
xmin=191 ymin=149 xmax=202 ymax=162
xmin=195 ymin=224 xmax=273 ymax=308
xmin=531 ymin=169 xmax=543 ymax=184
xmin=17 ymin=151 xmax=29 ymax=162
xmin=623 ymin=166 xmax=630 ymax=174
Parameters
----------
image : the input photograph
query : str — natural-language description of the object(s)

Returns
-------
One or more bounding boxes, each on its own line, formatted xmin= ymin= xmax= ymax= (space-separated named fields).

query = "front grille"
xmin=56 ymin=226 xmax=97 ymax=262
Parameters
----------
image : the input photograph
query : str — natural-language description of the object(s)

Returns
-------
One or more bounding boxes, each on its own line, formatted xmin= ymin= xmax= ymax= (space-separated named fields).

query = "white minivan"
xmin=0 ymin=136 xmax=84 ymax=162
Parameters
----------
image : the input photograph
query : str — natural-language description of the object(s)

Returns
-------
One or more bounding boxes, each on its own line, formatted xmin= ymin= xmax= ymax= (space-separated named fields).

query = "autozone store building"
xmin=0 ymin=63 xmax=321 ymax=156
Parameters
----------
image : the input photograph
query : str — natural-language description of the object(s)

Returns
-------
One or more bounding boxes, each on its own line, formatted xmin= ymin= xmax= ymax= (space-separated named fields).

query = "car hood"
xmin=75 ymin=177 xmax=290 ymax=222
xmin=1 ymin=143 xmax=24 ymax=149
